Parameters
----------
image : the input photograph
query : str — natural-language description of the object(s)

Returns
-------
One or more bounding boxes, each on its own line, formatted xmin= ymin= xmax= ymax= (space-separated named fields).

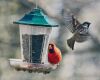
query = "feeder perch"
xmin=9 ymin=8 xmax=58 ymax=74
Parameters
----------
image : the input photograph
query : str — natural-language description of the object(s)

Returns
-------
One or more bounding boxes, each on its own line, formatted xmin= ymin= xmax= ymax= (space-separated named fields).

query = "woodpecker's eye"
xmin=83 ymin=24 xmax=88 ymax=28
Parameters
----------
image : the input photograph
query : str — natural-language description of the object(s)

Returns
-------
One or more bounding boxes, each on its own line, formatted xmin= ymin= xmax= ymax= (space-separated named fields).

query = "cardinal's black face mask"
xmin=49 ymin=49 xmax=55 ymax=53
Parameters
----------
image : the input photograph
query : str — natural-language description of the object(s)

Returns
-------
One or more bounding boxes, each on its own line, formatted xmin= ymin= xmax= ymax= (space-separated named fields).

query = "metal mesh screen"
xmin=22 ymin=34 xmax=45 ymax=63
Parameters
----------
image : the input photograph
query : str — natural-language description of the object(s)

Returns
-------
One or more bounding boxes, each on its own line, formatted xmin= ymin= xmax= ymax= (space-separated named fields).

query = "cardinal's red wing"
xmin=48 ymin=45 xmax=62 ymax=64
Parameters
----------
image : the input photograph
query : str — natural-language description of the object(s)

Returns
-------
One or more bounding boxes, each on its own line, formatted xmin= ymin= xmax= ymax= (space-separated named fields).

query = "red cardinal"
xmin=48 ymin=43 xmax=62 ymax=65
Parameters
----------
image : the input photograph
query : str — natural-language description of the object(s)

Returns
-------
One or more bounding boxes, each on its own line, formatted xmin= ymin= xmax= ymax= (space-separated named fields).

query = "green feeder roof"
xmin=14 ymin=8 xmax=58 ymax=27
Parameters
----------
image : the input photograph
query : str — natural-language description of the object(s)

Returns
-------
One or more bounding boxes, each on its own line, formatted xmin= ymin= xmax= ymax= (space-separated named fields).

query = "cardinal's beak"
xmin=48 ymin=44 xmax=53 ymax=49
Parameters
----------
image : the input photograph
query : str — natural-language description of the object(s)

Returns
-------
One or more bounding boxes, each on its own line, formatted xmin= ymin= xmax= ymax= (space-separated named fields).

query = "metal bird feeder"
xmin=9 ymin=8 xmax=58 ymax=74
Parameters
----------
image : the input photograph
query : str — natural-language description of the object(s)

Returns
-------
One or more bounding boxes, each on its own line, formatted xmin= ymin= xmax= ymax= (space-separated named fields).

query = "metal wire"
xmin=35 ymin=0 xmax=38 ymax=9
xmin=30 ymin=26 xmax=33 ymax=63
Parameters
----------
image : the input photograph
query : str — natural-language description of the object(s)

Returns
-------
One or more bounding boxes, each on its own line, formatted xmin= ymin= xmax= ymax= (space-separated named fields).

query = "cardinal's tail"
xmin=67 ymin=36 xmax=75 ymax=50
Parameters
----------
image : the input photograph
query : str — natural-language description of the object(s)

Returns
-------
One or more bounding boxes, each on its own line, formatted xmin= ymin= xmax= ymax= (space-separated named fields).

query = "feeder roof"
xmin=14 ymin=8 xmax=58 ymax=27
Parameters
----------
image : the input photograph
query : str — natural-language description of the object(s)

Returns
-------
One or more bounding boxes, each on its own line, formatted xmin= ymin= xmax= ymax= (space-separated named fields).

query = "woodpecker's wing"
xmin=72 ymin=15 xmax=81 ymax=30
xmin=63 ymin=15 xmax=80 ymax=33
xmin=63 ymin=15 xmax=74 ymax=33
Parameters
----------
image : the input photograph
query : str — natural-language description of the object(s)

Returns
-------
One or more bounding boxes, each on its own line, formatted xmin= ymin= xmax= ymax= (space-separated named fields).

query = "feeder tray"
xmin=9 ymin=59 xmax=57 ymax=74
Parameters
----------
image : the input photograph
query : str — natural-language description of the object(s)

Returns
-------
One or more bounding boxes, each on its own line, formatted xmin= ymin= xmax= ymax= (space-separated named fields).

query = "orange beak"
xmin=48 ymin=44 xmax=53 ymax=49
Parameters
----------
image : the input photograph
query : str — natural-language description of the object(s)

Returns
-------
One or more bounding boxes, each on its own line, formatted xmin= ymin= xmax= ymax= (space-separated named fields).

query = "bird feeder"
xmin=9 ymin=8 xmax=58 ymax=74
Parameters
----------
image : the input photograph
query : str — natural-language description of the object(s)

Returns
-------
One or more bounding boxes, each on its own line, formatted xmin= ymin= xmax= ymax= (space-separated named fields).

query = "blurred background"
xmin=0 ymin=0 xmax=100 ymax=80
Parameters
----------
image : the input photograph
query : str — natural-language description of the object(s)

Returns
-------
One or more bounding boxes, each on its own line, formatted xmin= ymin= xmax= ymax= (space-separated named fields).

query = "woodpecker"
xmin=66 ymin=15 xmax=91 ymax=50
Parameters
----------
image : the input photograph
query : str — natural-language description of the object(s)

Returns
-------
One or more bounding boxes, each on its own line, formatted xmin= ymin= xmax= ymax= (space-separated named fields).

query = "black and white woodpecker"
xmin=64 ymin=15 xmax=91 ymax=50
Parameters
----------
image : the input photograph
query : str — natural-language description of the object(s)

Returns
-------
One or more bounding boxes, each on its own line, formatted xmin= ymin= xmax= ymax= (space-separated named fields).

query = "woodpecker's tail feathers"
xmin=67 ymin=36 xmax=75 ymax=50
